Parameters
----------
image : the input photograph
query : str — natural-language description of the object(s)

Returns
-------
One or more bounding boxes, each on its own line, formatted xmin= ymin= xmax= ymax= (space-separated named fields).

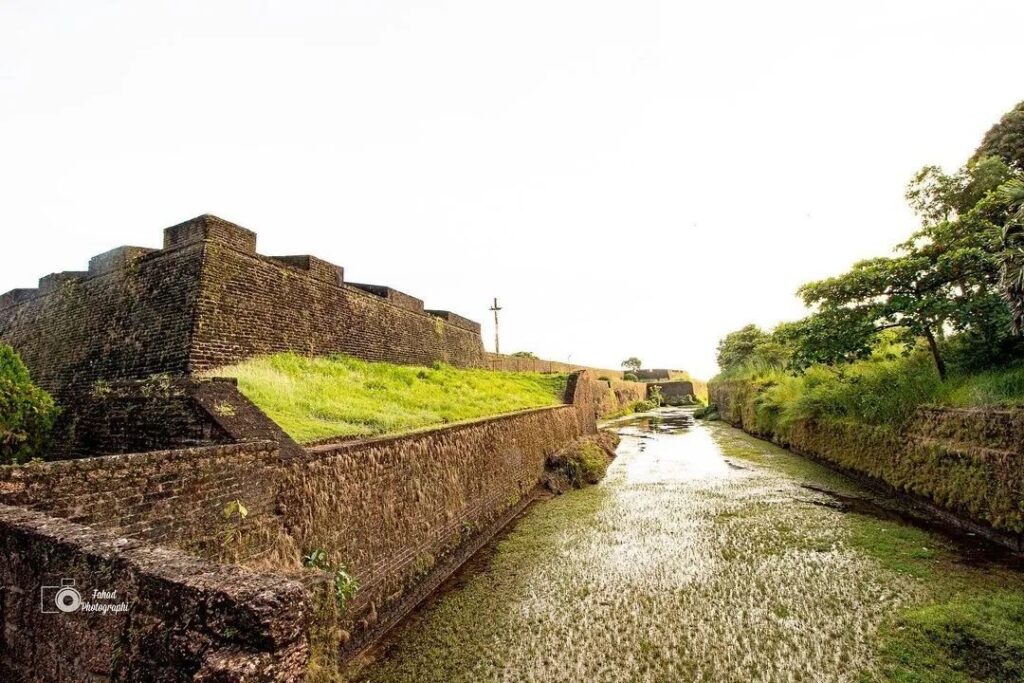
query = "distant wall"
xmin=485 ymin=352 xmax=623 ymax=378
xmin=190 ymin=235 xmax=484 ymax=373
xmin=709 ymin=380 xmax=1024 ymax=549
xmin=650 ymin=380 xmax=696 ymax=402
xmin=0 ymin=504 xmax=309 ymax=682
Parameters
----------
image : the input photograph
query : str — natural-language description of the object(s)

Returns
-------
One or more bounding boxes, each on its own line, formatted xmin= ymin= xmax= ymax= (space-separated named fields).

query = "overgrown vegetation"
xmin=303 ymin=548 xmax=359 ymax=611
xmin=206 ymin=353 xmax=567 ymax=442
xmin=0 ymin=343 xmax=57 ymax=464
xmin=543 ymin=433 xmax=619 ymax=493
xmin=713 ymin=101 xmax=1024 ymax=428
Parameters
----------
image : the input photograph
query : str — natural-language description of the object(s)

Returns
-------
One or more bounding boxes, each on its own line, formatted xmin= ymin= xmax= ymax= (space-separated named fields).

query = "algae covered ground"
xmin=349 ymin=409 xmax=1024 ymax=683
xmin=205 ymin=353 xmax=567 ymax=442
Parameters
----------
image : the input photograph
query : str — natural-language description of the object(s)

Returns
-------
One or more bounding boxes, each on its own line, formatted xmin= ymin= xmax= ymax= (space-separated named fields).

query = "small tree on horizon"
xmin=621 ymin=357 xmax=642 ymax=374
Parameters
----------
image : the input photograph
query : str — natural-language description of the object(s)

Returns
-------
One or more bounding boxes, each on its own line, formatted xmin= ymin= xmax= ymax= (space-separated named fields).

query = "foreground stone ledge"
xmin=0 ymin=503 xmax=311 ymax=682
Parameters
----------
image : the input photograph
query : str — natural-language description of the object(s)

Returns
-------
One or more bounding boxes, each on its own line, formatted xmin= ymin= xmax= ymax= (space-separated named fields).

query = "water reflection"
xmin=608 ymin=407 xmax=734 ymax=482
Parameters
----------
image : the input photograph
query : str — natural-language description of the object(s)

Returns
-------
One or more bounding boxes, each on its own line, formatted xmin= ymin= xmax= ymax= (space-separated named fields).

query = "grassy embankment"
xmin=205 ymin=353 xmax=568 ymax=443
xmin=712 ymin=337 xmax=1024 ymax=434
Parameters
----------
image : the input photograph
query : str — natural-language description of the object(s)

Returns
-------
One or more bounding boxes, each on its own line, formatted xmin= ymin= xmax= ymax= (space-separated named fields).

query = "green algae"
xmin=350 ymin=410 xmax=1024 ymax=683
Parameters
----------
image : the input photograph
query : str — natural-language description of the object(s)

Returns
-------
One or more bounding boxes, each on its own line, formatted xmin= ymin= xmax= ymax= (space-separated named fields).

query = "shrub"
xmin=632 ymin=399 xmax=658 ymax=412
xmin=693 ymin=404 xmax=719 ymax=420
xmin=648 ymin=384 xmax=664 ymax=407
xmin=0 ymin=344 xmax=57 ymax=464
xmin=622 ymin=372 xmax=639 ymax=382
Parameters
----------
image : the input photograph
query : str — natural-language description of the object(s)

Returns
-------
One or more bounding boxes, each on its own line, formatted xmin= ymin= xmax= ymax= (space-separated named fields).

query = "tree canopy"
xmin=716 ymin=101 xmax=1024 ymax=382
xmin=621 ymin=357 xmax=642 ymax=373
xmin=972 ymin=100 xmax=1024 ymax=172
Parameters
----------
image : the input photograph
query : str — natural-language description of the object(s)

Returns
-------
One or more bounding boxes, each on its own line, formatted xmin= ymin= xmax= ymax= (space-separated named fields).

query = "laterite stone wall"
xmin=0 ymin=214 xmax=485 ymax=405
xmin=0 ymin=504 xmax=309 ymax=682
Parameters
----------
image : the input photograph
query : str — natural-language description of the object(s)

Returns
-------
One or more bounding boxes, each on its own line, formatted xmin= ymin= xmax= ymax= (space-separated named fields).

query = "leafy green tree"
xmin=972 ymin=100 xmax=1024 ymax=172
xmin=0 ymin=344 xmax=58 ymax=463
xmin=798 ymin=255 xmax=954 ymax=379
xmin=996 ymin=178 xmax=1024 ymax=334
xmin=510 ymin=351 xmax=538 ymax=359
xmin=621 ymin=357 xmax=642 ymax=374
xmin=715 ymin=325 xmax=768 ymax=371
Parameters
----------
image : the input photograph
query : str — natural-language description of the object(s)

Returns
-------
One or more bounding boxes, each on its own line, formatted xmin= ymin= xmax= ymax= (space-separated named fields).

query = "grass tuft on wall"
xmin=204 ymin=353 xmax=568 ymax=443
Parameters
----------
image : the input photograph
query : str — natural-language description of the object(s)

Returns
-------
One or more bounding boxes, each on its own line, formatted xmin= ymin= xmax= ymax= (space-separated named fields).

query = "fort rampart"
xmin=0 ymin=370 xmax=620 ymax=680
xmin=0 ymin=215 xmax=485 ymax=404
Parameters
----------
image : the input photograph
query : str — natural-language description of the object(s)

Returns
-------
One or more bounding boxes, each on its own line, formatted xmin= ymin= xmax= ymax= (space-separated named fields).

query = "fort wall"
xmin=0 ymin=215 xmax=486 ymax=403
xmin=0 ymin=371 xmax=620 ymax=677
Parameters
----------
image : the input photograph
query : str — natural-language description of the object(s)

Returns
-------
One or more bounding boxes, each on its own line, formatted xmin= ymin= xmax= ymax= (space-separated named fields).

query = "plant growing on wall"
xmin=303 ymin=548 xmax=359 ymax=610
xmin=0 ymin=344 xmax=58 ymax=464
xmin=221 ymin=498 xmax=249 ymax=552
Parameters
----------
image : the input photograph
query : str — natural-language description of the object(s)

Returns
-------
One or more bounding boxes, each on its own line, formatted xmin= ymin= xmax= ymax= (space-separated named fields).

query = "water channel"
xmin=352 ymin=408 xmax=1023 ymax=682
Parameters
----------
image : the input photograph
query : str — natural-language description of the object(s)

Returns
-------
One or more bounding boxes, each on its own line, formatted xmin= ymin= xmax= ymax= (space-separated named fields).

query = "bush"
xmin=0 ymin=344 xmax=57 ymax=463
xmin=632 ymin=399 xmax=658 ymax=412
xmin=622 ymin=372 xmax=639 ymax=382
xmin=693 ymin=404 xmax=719 ymax=420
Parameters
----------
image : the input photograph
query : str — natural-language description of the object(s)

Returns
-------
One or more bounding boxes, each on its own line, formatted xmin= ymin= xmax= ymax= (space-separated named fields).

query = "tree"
xmin=996 ymin=178 xmax=1024 ymax=335
xmin=621 ymin=357 xmax=642 ymax=374
xmin=798 ymin=255 xmax=955 ymax=379
xmin=510 ymin=351 xmax=538 ymax=359
xmin=715 ymin=325 xmax=768 ymax=371
xmin=972 ymin=100 xmax=1024 ymax=172
xmin=0 ymin=344 xmax=58 ymax=464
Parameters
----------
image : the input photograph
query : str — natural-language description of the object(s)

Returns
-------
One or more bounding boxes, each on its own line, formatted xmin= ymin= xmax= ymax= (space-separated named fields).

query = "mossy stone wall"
xmin=709 ymin=380 xmax=1024 ymax=545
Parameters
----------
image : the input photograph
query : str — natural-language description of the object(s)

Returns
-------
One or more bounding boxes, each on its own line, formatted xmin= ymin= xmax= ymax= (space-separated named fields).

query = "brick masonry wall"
xmin=0 ymin=370 xmax=618 ymax=675
xmin=0 ymin=242 xmax=204 ymax=399
xmin=0 ymin=504 xmax=309 ymax=682
xmin=190 ymin=240 xmax=485 ymax=372
xmin=0 ymin=441 xmax=293 ymax=564
xmin=650 ymin=380 xmax=696 ymax=402
xmin=278 ymin=402 xmax=589 ymax=652
xmin=484 ymin=352 xmax=624 ymax=378
xmin=0 ymin=214 xmax=485 ymax=408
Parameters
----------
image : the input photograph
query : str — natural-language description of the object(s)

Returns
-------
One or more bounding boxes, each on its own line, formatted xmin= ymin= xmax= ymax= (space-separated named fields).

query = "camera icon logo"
xmin=41 ymin=578 xmax=82 ymax=614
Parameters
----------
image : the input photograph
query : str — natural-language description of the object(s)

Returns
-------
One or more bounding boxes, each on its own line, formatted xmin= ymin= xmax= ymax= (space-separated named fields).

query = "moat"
xmin=352 ymin=408 xmax=1024 ymax=682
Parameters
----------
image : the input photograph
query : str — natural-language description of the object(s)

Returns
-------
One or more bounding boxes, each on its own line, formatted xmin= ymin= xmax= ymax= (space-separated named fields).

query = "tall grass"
xmin=204 ymin=353 xmax=568 ymax=443
xmin=717 ymin=341 xmax=1024 ymax=430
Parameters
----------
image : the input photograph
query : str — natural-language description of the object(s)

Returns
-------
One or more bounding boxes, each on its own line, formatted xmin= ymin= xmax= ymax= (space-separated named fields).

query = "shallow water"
xmin=350 ymin=408 xmax=1021 ymax=683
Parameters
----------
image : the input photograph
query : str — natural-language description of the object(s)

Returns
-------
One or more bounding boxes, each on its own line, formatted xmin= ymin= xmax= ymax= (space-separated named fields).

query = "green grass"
xmin=205 ymin=353 xmax=568 ymax=443
xmin=716 ymin=343 xmax=1024 ymax=431
xmin=936 ymin=364 xmax=1024 ymax=409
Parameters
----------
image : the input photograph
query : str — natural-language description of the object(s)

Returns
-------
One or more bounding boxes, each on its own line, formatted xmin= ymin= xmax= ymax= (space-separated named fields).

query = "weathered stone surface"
xmin=0 ymin=214 xmax=485 ymax=408
xmin=0 ymin=504 xmax=309 ymax=682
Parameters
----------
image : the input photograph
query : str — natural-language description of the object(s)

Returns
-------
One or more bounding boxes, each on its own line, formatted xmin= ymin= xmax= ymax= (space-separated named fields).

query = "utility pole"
xmin=489 ymin=297 xmax=502 ymax=354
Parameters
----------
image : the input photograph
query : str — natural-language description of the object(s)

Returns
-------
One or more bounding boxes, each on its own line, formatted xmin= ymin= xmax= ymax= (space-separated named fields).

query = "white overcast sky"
xmin=1 ymin=1 xmax=1022 ymax=378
